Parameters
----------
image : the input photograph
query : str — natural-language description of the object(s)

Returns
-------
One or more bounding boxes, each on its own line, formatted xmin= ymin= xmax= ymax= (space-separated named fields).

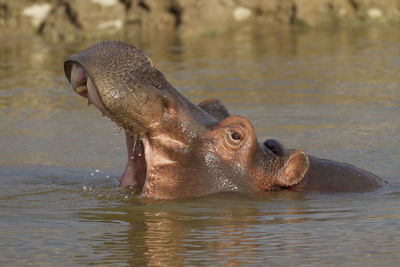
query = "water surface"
xmin=1 ymin=27 xmax=400 ymax=266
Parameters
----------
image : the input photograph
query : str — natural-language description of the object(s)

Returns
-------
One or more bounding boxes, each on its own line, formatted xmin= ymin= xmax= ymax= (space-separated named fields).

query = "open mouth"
xmin=68 ymin=63 xmax=148 ymax=192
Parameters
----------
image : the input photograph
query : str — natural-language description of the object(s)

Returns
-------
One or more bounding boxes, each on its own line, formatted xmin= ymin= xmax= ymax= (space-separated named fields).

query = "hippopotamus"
xmin=64 ymin=41 xmax=384 ymax=199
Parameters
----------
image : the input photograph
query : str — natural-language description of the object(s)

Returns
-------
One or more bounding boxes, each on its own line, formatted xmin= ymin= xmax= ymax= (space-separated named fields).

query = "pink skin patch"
xmin=119 ymin=133 xmax=147 ymax=188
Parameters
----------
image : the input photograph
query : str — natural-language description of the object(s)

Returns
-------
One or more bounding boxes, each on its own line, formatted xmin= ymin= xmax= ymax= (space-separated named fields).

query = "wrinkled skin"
xmin=64 ymin=41 xmax=384 ymax=199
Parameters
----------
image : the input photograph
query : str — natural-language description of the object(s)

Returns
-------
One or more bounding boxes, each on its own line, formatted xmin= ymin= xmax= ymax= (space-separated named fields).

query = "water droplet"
xmin=111 ymin=91 xmax=121 ymax=99
xmin=106 ymin=175 xmax=110 ymax=178
xmin=138 ymin=153 xmax=142 ymax=157
xmin=132 ymin=135 xmax=138 ymax=149
xmin=130 ymin=156 xmax=134 ymax=159
xmin=95 ymin=169 xmax=100 ymax=173
xmin=90 ymin=172 xmax=94 ymax=176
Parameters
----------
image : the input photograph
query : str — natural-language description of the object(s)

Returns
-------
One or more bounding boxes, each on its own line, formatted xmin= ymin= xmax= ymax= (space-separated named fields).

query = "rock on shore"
xmin=1 ymin=0 xmax=399 ymax=40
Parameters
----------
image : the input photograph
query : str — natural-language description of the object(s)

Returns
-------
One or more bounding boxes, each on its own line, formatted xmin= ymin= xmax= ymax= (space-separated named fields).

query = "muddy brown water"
xmin=1 ymin=27 xmax=400 ymax=266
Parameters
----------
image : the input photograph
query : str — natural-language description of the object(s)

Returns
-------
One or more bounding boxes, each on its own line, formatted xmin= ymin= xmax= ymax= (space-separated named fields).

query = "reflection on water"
xmin=0 ymin=27 xmax=400 ymax=265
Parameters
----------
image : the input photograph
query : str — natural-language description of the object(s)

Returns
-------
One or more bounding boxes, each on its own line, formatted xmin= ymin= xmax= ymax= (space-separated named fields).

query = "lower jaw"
xmin=119 ymin=131 xmax=147 ymax=190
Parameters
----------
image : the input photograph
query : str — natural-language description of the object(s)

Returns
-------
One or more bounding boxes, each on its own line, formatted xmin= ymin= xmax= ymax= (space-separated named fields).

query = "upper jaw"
xmin=65 ymin=61 xmax=150 ymax=192
xmin=65 ymin=61 xmax=110 ymax=115
xmin=65 ymin=61 xmax=142 ymax=133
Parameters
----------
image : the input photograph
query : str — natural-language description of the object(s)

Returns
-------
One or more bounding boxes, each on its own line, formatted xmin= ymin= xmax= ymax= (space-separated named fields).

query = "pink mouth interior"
xmin=120 ymin=133 xmax=147 ymax=188
xmin=69 ymin=63 xmax=147 ymax=190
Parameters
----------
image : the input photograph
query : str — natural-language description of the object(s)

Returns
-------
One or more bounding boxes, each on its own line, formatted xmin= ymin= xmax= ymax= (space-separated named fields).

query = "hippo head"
xmin=64 ymin=41 xmax=309 ymax=199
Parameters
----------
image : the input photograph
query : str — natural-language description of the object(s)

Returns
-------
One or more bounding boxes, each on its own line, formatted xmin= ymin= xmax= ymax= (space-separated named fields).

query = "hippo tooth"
xmin=75 ymin=85 xmax=87 ymax=93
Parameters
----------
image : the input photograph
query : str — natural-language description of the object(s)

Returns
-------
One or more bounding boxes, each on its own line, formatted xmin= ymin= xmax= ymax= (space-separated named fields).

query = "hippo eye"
xmin=225 ymin=129 xmax=244 ymax=150
xmin=231 ymin=131 xmax=240 ymax=140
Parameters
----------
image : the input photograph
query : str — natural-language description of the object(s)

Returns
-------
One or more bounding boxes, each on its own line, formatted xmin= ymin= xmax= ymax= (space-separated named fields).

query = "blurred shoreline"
xmin=0 ymin=0 xmax=399 ymax=43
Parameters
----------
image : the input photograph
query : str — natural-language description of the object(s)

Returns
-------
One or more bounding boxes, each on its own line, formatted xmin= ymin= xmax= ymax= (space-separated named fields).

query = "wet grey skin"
xmin=64 ymin=41 xmax=384 ymax=199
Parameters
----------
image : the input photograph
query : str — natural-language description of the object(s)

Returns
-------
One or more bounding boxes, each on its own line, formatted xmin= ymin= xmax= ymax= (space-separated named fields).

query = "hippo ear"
xmin=198 ymin=98 xmax=230 ymax=121
xmin=276 ymin=150 xmax=309 ymax=187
